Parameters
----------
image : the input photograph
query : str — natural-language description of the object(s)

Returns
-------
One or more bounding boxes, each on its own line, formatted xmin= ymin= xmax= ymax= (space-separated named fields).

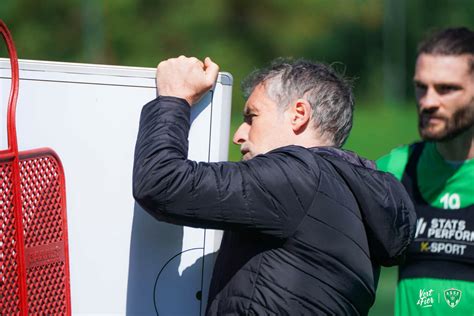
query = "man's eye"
xmin=437 ymin=85 xmax=460 ymax=95
xmin=243 ymin=114 xmax=255 ymax=124
xmin=414 ymin=83 xmax=427 ymax=99
xmin=414 ymin=83 xmax=427 ymax=92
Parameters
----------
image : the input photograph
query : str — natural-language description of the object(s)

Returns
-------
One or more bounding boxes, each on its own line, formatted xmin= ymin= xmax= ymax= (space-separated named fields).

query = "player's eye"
xmin=436 ymin=84 xmax=461 ymax=95
xmin=414 ymin=82 xmax=427 ymax=92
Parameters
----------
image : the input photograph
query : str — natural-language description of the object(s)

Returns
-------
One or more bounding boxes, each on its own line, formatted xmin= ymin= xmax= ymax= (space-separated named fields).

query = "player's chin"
xmin=419 ymin=126 xmax=450 ymax=141
xmin=419 ymin=121 xmax=445 ymax=139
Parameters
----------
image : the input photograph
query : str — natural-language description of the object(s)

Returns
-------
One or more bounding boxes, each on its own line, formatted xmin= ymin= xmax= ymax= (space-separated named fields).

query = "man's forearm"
xmin=133 ymin=96 xmax=191 ymax=214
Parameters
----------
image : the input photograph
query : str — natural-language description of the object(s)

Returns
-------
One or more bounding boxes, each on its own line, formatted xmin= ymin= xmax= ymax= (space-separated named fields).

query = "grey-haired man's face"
xmin=232 ymin=84 xmax=294 ymax=160
xmin=414 ymin=54 xmax=474 ymax=141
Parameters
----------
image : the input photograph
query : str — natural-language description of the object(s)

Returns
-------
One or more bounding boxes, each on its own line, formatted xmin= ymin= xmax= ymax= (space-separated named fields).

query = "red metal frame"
xmin=0 ymin=20 xmax=71 ymax=315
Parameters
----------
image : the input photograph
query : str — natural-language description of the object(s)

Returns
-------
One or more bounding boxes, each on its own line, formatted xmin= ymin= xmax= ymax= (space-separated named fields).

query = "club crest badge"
xmin=444 ymin=288 xmax=462 ymax=308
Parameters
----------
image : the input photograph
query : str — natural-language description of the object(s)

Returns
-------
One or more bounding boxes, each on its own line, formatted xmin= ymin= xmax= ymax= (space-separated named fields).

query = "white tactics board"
xmin=0 ymin=58 xmax=233 ymax=315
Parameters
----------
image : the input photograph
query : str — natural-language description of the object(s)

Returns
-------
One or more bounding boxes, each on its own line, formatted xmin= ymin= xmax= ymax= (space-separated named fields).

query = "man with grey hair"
xmin=133 ymin=56 xmax=416 ymax=315
xmin=239 ymin=58 xmax=353 ymax=150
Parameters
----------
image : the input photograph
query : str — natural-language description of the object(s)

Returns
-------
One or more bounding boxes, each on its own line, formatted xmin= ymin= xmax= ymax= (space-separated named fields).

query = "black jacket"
xmin=133 ymin=97 xmax=416 ymax=315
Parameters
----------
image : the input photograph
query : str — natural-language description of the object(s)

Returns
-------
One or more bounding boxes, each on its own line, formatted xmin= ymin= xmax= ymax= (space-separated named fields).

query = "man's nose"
xmin=418 ymin=87 xmax=440 ymax=111
xmin=232 ymin=123 xmax=249 ymax=145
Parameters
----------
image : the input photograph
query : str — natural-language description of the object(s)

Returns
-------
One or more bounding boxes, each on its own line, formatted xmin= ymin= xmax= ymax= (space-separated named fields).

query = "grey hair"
xmin=242 ymin=58 xmax=354 ymax=147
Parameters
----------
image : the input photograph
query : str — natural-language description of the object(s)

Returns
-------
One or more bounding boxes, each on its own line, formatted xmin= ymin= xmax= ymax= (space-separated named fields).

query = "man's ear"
xmin=289 ymin=98 xmax=312 ymax=134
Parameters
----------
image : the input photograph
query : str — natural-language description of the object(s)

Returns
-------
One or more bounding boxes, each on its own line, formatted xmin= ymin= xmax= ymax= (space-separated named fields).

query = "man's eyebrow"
xmin=413 ymin=79 xmax=463 ymax=87
xmin=413 ymin=79 xmax=425 ymax=85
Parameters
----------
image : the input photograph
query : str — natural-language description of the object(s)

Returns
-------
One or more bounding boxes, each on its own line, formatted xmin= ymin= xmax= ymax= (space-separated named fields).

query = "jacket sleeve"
xmin=132 ymin=97 xmax=319 ymax=238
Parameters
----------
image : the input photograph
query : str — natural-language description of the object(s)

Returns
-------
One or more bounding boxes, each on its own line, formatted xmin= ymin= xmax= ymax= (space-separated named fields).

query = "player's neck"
xmin=436 ymin=127 xmax=474 ymax=161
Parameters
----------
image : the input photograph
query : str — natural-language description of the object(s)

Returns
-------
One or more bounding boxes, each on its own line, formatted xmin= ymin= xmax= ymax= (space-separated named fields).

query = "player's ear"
xmin=289 ymin=99 xmax=312 ymax=134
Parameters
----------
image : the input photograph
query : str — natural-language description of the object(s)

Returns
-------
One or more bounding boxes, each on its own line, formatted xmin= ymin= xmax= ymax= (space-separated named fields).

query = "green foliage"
xmin=2 ymin=0 xmax=473 ymax=112
xmin=344 ymin=101 xmax=419 ymax=159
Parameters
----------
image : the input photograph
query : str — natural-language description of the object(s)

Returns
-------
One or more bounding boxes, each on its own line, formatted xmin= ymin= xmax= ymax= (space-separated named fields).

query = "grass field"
xmin=227 ymin=103 xmax=419 ymax=315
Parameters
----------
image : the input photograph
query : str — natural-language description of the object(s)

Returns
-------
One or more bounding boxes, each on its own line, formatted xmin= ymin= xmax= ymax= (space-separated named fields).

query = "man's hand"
xmin=156 ymin=56 xmax=219 ymax=106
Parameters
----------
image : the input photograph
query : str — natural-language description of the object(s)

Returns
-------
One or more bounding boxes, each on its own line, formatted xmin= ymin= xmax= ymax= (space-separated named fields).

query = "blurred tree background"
xmin=1 ymin=1 xmax=473 ymax=315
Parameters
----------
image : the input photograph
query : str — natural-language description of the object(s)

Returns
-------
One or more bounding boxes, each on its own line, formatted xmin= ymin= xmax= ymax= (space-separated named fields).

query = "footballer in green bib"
xmin=378 ymin=143 xmax=474 ymax=315
xmin=377 ymin=27 xmax=474 ymax=316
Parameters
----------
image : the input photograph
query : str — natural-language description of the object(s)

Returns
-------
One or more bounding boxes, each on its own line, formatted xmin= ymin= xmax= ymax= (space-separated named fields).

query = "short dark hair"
xmin=418 ymin=27 xmax=474 ymax=72
xmin=241 ymin=58 xmax=354 ymax=147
